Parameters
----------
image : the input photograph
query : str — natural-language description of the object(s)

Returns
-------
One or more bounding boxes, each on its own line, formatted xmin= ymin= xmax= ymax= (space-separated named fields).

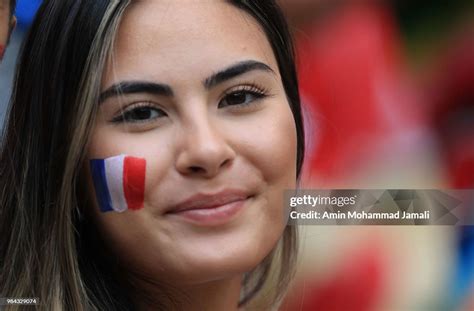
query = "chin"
xmin=160 ymin=233 xmax=281 ymax=286
xmin=174 ymin=253 xmax=267 ymax=285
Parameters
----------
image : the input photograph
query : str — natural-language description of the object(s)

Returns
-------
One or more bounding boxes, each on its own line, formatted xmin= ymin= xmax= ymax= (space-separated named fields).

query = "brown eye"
xmin=127 ymin=107 xmax=158 ymax=120
xmin=218 ymin=89 xmax=266 ymax=108
xmin=112 ymin=105 xmax=166 ymax=123
xmin=226 ymin=92 xmax=248 ymax=106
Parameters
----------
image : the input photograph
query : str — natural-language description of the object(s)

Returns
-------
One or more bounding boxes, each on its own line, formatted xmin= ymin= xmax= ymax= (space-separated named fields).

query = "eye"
xmin=218 ymin=85 xmax=268 ymax=109
xmin=111 ymin=103 xmax=166 ymax=123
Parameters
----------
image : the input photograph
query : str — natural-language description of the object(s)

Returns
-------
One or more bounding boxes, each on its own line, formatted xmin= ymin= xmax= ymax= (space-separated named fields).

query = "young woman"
xmin=0 ymin=0 xmax=16 ymax=61
xmin=0 ymin=0 xmax=305 ymax=310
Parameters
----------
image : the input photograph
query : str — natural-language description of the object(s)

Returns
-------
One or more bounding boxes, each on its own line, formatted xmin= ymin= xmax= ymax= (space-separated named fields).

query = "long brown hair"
xmin=0 ymin=0 xmax=304 ymax=310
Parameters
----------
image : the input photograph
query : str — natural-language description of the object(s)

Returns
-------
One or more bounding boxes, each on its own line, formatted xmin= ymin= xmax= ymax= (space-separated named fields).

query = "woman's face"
xmin=87 ymin=1 xmax=297 ymax=285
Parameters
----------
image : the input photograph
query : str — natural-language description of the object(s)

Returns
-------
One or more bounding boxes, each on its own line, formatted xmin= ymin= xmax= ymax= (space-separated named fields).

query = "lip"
xmin=165 ymin=189 xmax=251 ymax=226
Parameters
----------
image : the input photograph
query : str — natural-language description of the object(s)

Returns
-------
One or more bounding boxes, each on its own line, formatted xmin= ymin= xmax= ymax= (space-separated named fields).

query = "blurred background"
xmin=276 ymin=0 xmax=474 ymax=310
xmin=1 ymin=0 xmax=473 ymax=310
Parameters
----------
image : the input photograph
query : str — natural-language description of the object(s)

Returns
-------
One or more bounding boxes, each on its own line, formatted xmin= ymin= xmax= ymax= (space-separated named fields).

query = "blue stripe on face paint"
xmin=90 ymin=159 xmax=114 ymax=213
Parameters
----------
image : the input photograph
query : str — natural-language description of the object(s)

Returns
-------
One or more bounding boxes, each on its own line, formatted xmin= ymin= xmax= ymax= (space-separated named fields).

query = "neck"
xmin=135 ymin=275 xmax=243 ymax=311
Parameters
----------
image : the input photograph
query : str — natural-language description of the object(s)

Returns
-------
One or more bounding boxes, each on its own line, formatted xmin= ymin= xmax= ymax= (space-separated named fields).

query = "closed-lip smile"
xmin=165 ymin=189 xmax=252 ymax=225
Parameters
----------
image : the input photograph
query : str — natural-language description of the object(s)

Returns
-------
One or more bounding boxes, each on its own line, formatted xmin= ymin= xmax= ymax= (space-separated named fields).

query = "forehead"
xmin=105 ymin=0 xmax=279 ymax=85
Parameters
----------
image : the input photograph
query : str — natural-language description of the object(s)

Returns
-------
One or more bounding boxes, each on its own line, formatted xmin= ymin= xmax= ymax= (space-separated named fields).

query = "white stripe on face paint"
xmin=104 ymin=154 xmax=128 ymax=213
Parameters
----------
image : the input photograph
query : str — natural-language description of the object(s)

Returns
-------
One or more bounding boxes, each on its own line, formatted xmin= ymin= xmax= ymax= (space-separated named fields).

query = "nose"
xmin=175 ymin=117 xmax=236 ymax=178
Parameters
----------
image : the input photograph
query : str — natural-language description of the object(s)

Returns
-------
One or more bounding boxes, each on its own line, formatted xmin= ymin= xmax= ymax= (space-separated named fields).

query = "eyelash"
xmin=110 ymin=83 xmax=269 ymax=124
xmin=111 ymin=102 xmax=165 ymax=124
xmin=218 ymin=83 xmax=269 ymax=109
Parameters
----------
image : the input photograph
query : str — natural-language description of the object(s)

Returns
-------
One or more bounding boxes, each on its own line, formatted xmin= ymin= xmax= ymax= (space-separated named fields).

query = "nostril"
xmin=189 ymin=166 xmax=203 ymax=173
xmin=220 ymin=159 xmax=231 ymax=168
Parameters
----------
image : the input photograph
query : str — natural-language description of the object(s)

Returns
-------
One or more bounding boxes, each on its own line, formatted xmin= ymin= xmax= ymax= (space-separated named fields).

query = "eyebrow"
xmin=99 ymin=60 xmax=274 ymax=104
xmin=99 ymin=82 xmax=173 ymax=103
xmin=203 ymin=60 xmax=275 ymax=89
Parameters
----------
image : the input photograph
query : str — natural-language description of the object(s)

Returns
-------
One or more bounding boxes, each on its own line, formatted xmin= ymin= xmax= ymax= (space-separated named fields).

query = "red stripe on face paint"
xmin=123 ymin=156 xmax=146 ymax=210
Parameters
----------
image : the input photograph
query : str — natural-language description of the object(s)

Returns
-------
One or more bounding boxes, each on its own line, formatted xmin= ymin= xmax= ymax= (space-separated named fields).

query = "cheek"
xmin=240 ymin=101 xmax=298 ymax=189
xmin=231 ymin=100 xmax=298 ymax=240
xmin=87 ymin=125 xmax=175 ymax=211
xmin=88 ymin=125 xmax=173 ymax=169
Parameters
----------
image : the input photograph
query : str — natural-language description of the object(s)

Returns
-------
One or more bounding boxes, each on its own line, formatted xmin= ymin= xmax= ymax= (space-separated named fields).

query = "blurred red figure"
xmin=428 ymin=24 xmax=474 ymax=311
xmin=295 ymin=0 xmax=424 ymax=184
xmin=429 ymin=25 xmax=474 ymax=188
xmin=280 ymin=246 xmax=383 ymax=311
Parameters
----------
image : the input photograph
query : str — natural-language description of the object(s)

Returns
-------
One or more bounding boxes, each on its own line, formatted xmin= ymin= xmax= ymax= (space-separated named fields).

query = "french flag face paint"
xmin=90 ymin=154 xmax=146 ymax=213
